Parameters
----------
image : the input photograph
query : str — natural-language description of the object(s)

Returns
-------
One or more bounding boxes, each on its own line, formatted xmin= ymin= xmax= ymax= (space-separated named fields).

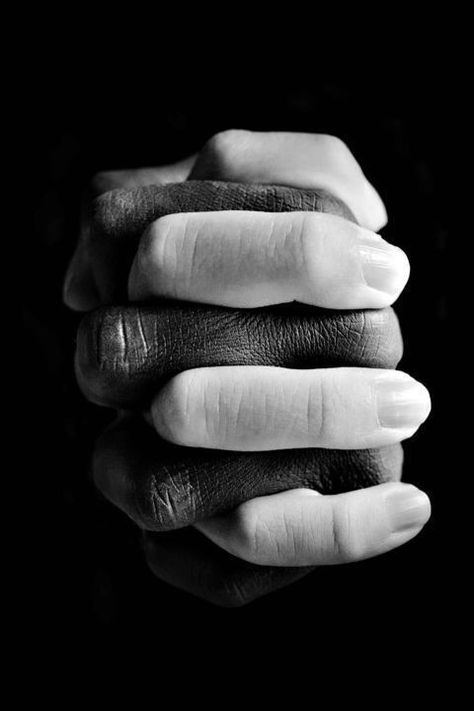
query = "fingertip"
xmin=382 ymin=483 xmax=432 ymax=544
xmin=358 ymin=238 xmax=411 ymax=307
xmin=375 ymin=373 xmax=432 ymax=441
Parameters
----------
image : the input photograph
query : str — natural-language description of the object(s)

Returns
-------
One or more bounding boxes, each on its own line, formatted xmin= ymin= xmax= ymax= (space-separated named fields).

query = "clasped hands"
xmin=64 ymin=130 xmax=431 ymax=606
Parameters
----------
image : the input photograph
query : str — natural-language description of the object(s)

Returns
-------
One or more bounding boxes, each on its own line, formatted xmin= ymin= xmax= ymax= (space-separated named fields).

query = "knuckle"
xmin=155 ymin=371 xmax=204 ymax=447
xmin=90 ymin=190 xmax=131 ymax=238
xmin=135 ymin=473 xmax=195 ymax=531
xmin=137 ymin=216 xmax=176 ymax=281
xmin=202 ymin=129 xmax=251 ymax=175
xmin=76 ymin=309 xmax=128 ymax=404
xmin=229 ymin=501 xmax=271 ymax=564
xmin=229 ymin=502 xmax=259 ymax=562
xmin=93 ymin=425 xmax=194 ymax=532
xmin=77 ymin=307 xmax=153 ymax=389
xmin=308 ymin=374 xmax=338 ymax=445
xmin=299 ymin=212 xmax=324 ymax=263
xmin=328 ymin=502 xmax=363 ymax=563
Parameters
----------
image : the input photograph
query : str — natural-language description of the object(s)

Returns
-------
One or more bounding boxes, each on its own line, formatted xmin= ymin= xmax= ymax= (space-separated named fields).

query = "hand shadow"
xmin=92 ymin=413 xmax=401 ymax=607
xmin=143 ymin=528 xmax=313 ymax=608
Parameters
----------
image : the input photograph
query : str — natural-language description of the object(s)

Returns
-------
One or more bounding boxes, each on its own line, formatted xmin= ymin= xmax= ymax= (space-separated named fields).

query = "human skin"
xmin=64 ymin=131 xmax=431 ymax=602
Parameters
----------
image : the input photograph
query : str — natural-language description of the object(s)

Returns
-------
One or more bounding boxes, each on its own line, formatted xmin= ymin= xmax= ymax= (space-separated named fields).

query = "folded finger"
xmin=196 ymin=483 xmax=431 ymax=566
xmin=190 ymin=130 xmax=387 ymax=230
xmin=151 ymin=367 xmax=431 ymax=451
xmin=94 ymin=414 xmax=403 ymax=532
xmin=64 ymin=182 xmax=355 ymax=311
xmin=76 ymin=303 xmax=402 ymax=409
xmin=129 ymin=211 xmax=408 ymax=309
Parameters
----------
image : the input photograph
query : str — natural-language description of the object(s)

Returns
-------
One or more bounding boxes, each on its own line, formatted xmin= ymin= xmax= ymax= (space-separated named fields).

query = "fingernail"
xmin=385 ymin=487 xmax=431 ymax=532
xmin=359 ymin=238 xmax=409 ymax=294
xmin=376 ymin=376 xmax=431 ymax=429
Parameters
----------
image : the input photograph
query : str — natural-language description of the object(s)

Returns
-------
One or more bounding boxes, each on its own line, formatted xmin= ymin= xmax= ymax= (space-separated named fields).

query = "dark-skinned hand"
xmin=64 ymin=131 xmax=431 ymax=606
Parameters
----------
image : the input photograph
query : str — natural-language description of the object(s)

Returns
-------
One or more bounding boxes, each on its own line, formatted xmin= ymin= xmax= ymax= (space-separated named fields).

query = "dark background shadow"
xmin=26 ymin=69 xmax=453 ymax=657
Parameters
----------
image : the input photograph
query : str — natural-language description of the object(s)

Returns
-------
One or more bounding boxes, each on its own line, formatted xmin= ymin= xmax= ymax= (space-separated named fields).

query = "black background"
xmin=26 ymin=64 xmax=455 ymax=667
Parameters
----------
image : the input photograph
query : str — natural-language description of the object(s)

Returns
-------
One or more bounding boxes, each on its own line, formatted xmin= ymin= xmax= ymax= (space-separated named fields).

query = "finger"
xmin=93 ymin=414 xmax=403 ymax=531
xmin=128 ymin=211 xmax=409 ymax=309
xmin=196 ymin=483 xmax=431 ymax=566
xmin=76 ymin=303 xmax=402 ymax=409
xmin=63 ymin=155 xmax=197 ymax=311
xmin=151 ymin=367 xmax=431 ymax=451
xmin=190 ymin=131 xmax=387 ymax=230
xmin=143 ymin=528 xmax=313 ymax=608
xmin=65 ymin=182 xmax=356 ymax=310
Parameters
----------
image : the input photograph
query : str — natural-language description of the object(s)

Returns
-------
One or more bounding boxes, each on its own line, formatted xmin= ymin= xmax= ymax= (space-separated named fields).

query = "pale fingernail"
xmin=385 ymin=487 xmax=431 ymax=532
xmin=359 ymin=238 xmax=409 ymax=294
xmin=376 ymin=376 xmax=431 ymax=429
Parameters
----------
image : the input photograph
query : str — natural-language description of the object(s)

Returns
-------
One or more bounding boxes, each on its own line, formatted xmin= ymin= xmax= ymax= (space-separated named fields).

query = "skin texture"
xmin=75 ymin=181 xmax=356 ymax=308
xmin=79 ymin=189 xmax=406 ymax=532
xmin=127 ymin=211 xmax=409 ymax=310
xmin=76 ymin=301 xmax=403 ymax=409
xmin=75 ymin=183 xmax=417 ymax=604
xmin=93 ymin=408 xmax=404 ymax=532
xmin=189 ymin=131 xmax=388 ymax=231
xmin=64 ymin=132 xmax=388 ymax=313
xmin=65 ymin=131 xmax=431 ymax=605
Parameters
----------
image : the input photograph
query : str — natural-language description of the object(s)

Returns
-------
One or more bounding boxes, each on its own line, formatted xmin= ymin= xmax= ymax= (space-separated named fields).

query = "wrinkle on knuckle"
xmin=230 ymin=502 xmax=262 ymax=563
xmin=78 ymin=308 xmax=128 ymax=376
xmin=305 ymin=376 xmax=325 ymax=442
xmin=298 ymin=212 xmax=325 ymax=285
xmin=137 ymin=217 xmax=174 ymax=290
xmin=239 ymin=505 xmax=302 ymax=565
xmin=113 ymin=309 xmax=149 ymax=375
xmin=328 ymin=501 xmax=361 ymax=563
xmin=135 ymin=472 xmax=196 ymax=531
xmin=277 ymin=509 xmax=300 ymax=561
xmin=80 ymin=308 xmax=163 ymax=397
